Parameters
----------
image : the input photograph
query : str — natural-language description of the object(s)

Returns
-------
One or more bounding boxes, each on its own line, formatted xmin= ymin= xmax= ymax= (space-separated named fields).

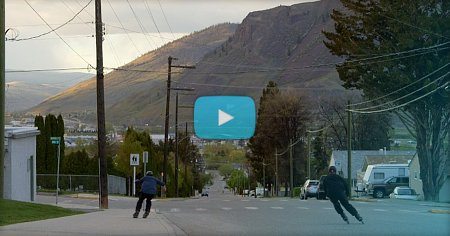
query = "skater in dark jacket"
xmin=133 ymin=171 xmax=166 ymax=218
xmin=323 ymin=166 xmax=363 ymax=224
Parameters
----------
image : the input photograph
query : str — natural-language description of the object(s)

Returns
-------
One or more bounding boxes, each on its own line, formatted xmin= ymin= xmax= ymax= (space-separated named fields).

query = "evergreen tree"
xmin=34 ymin=115 xmax=46 ymax=174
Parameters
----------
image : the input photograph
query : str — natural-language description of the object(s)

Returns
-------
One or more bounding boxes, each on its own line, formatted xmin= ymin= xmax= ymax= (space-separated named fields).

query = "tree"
xmin=324 ymin=0 xmax=450 ymax=201
xmin=311 ymin=129 xmax=330 ymax=178
xmin=248 ymin=82 xmax=310 ymax=196
xmin=218 ymin=164 xmax=234 ymax=179
xmin=318 ymin=98 xmax=392 ymax=151
xmin=34 ymin=115 xmax=46 ymax=174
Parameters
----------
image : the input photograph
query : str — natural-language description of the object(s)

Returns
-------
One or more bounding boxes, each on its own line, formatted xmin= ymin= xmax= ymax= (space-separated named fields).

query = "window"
xmin=374 ymin=172 xmax=384 ymax=180
xmin=398 ymin=168 xmax=406 ymax=176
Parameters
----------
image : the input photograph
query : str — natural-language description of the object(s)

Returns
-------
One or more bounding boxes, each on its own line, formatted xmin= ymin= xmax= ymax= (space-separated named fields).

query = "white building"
xmin=3 ymin=126 xmax=40 ymax=202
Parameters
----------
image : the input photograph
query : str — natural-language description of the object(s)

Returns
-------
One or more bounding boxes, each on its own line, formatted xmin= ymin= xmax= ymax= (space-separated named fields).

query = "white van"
xmin=362 ymin=164 xmax=409 ymax=190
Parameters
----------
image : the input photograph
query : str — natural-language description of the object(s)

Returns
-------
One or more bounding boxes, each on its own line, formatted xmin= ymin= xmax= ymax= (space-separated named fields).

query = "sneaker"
xmin=133 ymin=212 xmax=139 ymax=218
xmin=143 ymin=211 xmax=150 ymax=218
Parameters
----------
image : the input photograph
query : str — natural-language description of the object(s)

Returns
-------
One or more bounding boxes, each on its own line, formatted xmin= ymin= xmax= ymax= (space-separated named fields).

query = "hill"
xmin=6 ymin=72 xmax=91 ymax=112
xmin=29 ymin=0 xmax=349 ymax=128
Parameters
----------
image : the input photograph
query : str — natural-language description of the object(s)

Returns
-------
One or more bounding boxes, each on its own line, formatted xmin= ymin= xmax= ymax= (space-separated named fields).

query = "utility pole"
xmin=289 ymin=139 xmax=294 ymax=198
xmin=275 ymin=148 xmax=278 ymax=197
xmin=163 ymin=57 xmax=195 ymax=193
xmin=95 ymin=0 xmax=108 ymax=208
xmin=262 ymin=160 xmax=266 ymax=197
xmin=175 ymin=93 xmax=179 ymax=197
xmin=347 ymin=100 xmax=352 ymax=198
xmin=307 ymin=132 xmax=311 ymax=179
xmin=0 ymin=0 xmax=5 ymax=199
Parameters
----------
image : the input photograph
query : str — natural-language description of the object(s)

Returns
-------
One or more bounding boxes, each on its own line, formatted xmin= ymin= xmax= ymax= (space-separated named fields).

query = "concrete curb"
xmin=429 ymin=209 xmax=450 ymax=214
xmin=350 ymin=198 xmax=376 ymax=202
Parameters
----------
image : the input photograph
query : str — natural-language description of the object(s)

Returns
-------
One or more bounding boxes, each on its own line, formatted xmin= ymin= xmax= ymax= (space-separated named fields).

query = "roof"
xmin=362 ymin=155 xmax=413 ymax=171
xmin=330 ymin=150 xmax=416 ymax=179
xmin=4 ymin=126 xmax=40 ymax=139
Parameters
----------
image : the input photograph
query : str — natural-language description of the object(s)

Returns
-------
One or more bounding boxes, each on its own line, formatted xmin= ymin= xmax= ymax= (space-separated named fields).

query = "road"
xmin=36 ymin=173 xmax=449 ymax=236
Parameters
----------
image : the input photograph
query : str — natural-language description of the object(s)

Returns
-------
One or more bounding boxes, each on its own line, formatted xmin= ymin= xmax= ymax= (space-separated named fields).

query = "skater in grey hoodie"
xmin=133 ymin=171 xmax=166 ymax=218
xmin=323 ymin=166 xmax=363 ymax=224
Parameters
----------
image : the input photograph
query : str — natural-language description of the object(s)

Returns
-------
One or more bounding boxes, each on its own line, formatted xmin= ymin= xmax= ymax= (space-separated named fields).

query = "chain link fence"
xmin=37 ymin=174 xmax=126 ymax=194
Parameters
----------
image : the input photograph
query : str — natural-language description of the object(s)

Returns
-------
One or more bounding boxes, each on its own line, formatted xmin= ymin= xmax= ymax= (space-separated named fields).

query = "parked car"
xmin=367 ymin=176 xmax=409 ymax=198
xmin=316 ymin=175 xmax=327 ymax=200
xmin=201 ymin=191 xmax=209 ymax=197
xmin=300 ymin=179 xmax=319 ymax=200
xmin=389 ymin=187 xmax=419 ymax=200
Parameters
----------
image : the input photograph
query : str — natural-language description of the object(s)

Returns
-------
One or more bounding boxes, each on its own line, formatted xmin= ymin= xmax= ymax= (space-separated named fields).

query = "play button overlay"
xmin=218 ymin=110 xmax=233 ymax=126
xmin=194 ymin=96 xmax=256 ymax=139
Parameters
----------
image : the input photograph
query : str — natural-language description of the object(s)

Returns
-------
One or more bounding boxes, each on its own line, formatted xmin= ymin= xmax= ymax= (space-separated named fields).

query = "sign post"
xmin=50 ymin=137 xmax=61 ymax=204
xmin=130 ymin=154 xmax=139 ymax=196
xmin=143 ymin=151 xmax=148 ymax=175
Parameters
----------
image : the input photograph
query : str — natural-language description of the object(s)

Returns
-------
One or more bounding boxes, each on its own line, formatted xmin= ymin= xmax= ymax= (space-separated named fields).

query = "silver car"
xmin=300 ymin=179 xmax=319 ymax=200
xmin=389 ymin=187 xmax=419 ymax=200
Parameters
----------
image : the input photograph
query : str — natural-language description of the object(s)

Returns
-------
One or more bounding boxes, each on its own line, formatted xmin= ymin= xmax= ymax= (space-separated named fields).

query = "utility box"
xmin=3 ymin=126 xmax=40 ymax=202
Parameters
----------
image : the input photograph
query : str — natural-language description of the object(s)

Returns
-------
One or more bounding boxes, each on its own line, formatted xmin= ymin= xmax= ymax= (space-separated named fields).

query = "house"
xmin=358 ymin=155 xmax=414 ymax=183
xmin=3 ymin=126 xmax=40 ymax=202
xmin=409 ymin=154 xmax=450 ymax=202
xmin=329 ymin=150 xmax=416 ymax=187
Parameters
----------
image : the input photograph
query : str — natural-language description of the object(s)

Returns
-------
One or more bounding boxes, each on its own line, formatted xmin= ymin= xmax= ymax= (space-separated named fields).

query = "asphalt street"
xmin=31 ymin=174 xmax=450 ymax=236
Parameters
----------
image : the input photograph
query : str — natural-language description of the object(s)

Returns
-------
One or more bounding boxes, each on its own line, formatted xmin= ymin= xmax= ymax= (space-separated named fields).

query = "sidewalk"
xmin=0 ymin=208 xmax=186 ymax=236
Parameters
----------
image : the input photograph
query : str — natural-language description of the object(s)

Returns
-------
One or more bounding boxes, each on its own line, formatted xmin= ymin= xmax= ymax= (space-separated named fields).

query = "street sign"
xmin=143 ymin=151 xmax=148 ymax=163
xmin=51 ymin=137 xmax=60 ymax=145
xmin=130 ymin=154 xmax=139 ymax=166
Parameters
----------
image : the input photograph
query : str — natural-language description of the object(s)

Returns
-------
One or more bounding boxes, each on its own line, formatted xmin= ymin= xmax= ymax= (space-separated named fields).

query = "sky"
xmin=6 ymin=0 xmax=315 ymax=73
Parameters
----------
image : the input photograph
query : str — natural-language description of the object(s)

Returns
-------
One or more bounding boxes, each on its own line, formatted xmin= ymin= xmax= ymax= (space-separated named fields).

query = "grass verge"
xmin=0 ymin=199 xmax=84 ymax=226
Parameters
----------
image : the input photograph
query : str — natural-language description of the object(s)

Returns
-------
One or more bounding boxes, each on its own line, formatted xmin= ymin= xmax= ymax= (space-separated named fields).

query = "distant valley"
xmin=6 ymin=72 xmax=92 ymax=113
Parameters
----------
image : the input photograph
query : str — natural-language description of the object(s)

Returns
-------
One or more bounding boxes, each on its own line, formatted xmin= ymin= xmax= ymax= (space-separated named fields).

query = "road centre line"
xmin=297 ymin=207 xmax=309 ymax=210
xmin=373 ymin=209 xmax=388 ymax=212
xmin=245 ymin=207 xmax=259 ymax=210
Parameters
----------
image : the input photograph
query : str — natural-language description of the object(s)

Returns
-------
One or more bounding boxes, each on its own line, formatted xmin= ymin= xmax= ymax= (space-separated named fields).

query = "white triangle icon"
xmin=218 ymin=109 xmax=234 ymax=126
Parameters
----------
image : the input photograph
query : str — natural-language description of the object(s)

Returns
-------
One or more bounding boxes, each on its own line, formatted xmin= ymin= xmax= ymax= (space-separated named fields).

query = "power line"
xmin=348 ymin=79 xmax=449 ymax=114
xmin=380 ymin=13 xmax=450 ymax=40
xmin=352 ymin=72 xmax=447 ymax=112
xmin=14 ymin=0 xmax=93 ymax=41
xmin=144 ymin=0 xmax=164 ymax=45
xmin=157 ymin=0 xmax=175 ymax=39
xmin=126 ymin=0 xmax=156 ymax=49
xmin=344 ymin=42 xmax=450 ymax=64
xmin=24 ymin=0 xmax=94 ymax=68
xmin=104 ymin=66 xmax=167 ymax=74
xmin=172 ymin=81 xmax=329 ymax=90
xmin=351 ymin=62 xmax=450 ymax=107
xmin=106 ymin=0 xmax=142 ymax=55
xmin=60 ymin=0 xmax=123 ymax=68
xmin=6 ymin=67 xmax=93 ymax=73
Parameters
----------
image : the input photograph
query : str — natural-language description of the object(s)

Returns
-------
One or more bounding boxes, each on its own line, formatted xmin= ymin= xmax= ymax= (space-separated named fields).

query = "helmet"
xmin=146 ymin=171 xmax=153 ymax=176
xmin=328 ymin=166 xmax=337 ymax=174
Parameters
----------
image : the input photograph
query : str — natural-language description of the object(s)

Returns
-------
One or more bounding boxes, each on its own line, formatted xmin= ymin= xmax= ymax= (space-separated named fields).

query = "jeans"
xmin=135 ymin=192 xmax=155 ymax=213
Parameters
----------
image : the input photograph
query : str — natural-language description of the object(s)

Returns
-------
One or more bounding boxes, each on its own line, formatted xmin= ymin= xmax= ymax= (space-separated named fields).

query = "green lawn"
xmin=0 ymin=199 xmax=84 ymax=226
